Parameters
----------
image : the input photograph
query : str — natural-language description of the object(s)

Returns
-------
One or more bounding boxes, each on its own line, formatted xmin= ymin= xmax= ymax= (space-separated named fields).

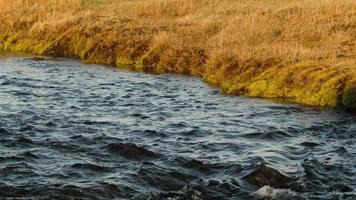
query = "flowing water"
xmin=0 ymin=54 xmax=355 ymax=199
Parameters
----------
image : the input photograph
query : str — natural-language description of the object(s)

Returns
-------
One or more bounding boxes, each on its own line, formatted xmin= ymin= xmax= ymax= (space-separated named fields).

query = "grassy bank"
xmin=0 ymin=0 xmax=355 ymax=110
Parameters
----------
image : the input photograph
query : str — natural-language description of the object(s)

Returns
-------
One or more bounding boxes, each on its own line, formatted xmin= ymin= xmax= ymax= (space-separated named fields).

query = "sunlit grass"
xmin=0 ymin=0 xmax=355 ymax=110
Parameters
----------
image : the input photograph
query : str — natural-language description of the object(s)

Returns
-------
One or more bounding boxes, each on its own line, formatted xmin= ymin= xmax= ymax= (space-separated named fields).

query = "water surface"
xmin=0 ymin=55 xmax=355 ymax=199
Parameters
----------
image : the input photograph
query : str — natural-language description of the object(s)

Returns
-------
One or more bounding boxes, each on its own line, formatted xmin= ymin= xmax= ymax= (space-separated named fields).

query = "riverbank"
xmin=1 ymin=53 xmax=355 ymax=200
xmin=0 ymin=0 xmax=355 ymax=110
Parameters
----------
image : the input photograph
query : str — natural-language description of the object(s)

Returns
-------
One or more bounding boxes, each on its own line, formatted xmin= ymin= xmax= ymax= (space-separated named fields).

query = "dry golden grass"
xmin=0 ymin=0 xmax=355 ymax=110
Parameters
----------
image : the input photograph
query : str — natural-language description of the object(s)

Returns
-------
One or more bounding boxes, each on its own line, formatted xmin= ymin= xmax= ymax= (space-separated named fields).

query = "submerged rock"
xmin=243 ymin=165 xmax=293 ymax=188
xmin=107 ymin=143 xmax=160 ymax=159
xmin=183 ymin=159 xmax=217 ymax=173
xmin=255 ymin=186 xmax=298 ymax=199
xmin=133 ymin=186 xmax=204 ymax=200
xmin=207 ymin=179 xmax=241 ymax=197
xmin=182 ymin=159 xmax=241 ymax=175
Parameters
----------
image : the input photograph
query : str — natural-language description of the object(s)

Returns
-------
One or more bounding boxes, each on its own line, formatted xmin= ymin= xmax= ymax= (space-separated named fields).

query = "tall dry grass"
xmin=0 ymin=0 xmax=81 ymax=13
xmin=0 ymin=0 xmax=354 ymax=63
xmin=0 ymin=0 xmax=355 ymax=109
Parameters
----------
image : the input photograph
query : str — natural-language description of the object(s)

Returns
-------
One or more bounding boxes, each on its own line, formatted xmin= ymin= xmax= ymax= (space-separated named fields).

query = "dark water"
xmin=0 ymin=55 xmax=355 ymax=200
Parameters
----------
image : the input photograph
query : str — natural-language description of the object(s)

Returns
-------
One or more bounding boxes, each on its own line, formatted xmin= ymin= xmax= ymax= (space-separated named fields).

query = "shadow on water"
xmin=0 ymin=54 xmax=355 ymax=199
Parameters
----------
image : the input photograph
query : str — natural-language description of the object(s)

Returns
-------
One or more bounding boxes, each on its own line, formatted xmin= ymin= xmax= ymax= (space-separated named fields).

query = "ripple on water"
xmin=0 ymin=56 xmax=355 ymax=199
xmin=107 ymin=143 xmax=161 ymax=159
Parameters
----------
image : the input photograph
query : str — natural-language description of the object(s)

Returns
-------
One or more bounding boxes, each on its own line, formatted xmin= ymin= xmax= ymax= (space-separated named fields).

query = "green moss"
xmin=0 ymin=35 xmax=354 ymax=111
xmin=202 ymin=60 xmax=353 ymax=109
xmin=343 ymin=80 xmax=356 ymax=111
xmin=247 ymin=80 xmax=269 ymax=97
xmin=115 ymin=56 xmax=134 ymax=66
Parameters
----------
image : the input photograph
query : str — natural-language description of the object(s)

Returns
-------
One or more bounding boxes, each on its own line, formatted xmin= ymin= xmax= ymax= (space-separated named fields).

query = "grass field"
xmin=0 ymin=0 xmax=355 ymax=110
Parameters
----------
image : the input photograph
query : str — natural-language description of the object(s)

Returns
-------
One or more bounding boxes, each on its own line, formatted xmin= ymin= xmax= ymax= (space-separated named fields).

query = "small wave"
xmin=0 ymin=184 xmax=29 ymax=198
xmin=0 ymin=80 xmax=11 ymax=86
xmin=0 ymin=128 xmax=10 ymax=135
xmin=135 ymin=163 xmax=196 ymax=191
xmin=19 ymin=125 xmax=35 ymax=132
xmin=300 ymin=158 xmax=354 ymax=194
xmin=45 ymin=121 xmax=57 ymax=127
xmin=240 ymin=130 xmax=292 ymax=140
xmin=82 ymin=120 xmax=113 ymax=126
xmin=107 ymin=143 xmax=161 ymax=159
xmin=21 ymin=151 xmax=40 ymax=159
xmin=70 ymin=163 xmax=112 ymax=172
xmin=183 ymin=159 xmax=219 ymax=173
xmin=130 ymin=129 xmax=167 ymax=137
xmin=16 ymin=137 xmax=33 ymax=144
xmin=0 ymin=156 xmax=24 ymax=162
xmin=300 ymin=141 xmax=320 ymax=148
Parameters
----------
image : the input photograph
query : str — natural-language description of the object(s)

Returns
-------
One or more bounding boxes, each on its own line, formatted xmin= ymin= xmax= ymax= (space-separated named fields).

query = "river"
xmin=0 ymin=55 xmax=355 ymax=199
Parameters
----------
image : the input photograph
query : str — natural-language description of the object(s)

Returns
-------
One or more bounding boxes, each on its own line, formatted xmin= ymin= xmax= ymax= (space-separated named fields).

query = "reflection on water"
xmin=0 ymin=55 xmax=355 ymax=199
